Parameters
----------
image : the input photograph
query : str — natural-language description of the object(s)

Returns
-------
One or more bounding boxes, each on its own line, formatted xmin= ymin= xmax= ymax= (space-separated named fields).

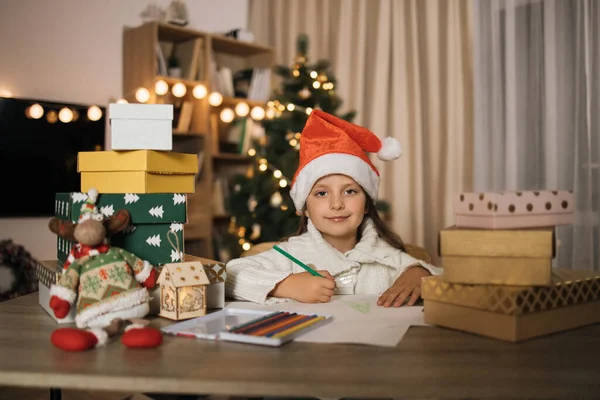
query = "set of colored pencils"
xmin=227 ymin=311 xmax=326 ymax=339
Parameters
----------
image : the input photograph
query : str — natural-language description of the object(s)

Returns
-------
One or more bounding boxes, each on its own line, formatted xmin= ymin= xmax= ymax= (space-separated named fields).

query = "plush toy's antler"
xmin=48 ymin=218 xmax=76 ymax=241
xmin=104 ymin=209 xmax=131 ymax=236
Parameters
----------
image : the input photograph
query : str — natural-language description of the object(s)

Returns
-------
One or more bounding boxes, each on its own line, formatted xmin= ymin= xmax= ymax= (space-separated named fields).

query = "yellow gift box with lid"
xmin=78 ymin=150 xmax=198 ymax=193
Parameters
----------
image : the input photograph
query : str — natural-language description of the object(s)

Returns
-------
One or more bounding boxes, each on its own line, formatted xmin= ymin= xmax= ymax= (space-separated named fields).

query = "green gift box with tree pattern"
xmin=54 ymin=192 xmax=187 ymax=266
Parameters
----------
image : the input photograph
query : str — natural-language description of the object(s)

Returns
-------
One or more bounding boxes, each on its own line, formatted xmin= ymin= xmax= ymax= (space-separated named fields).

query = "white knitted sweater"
xmin=225 ymin=218 xmax=442 ymax=304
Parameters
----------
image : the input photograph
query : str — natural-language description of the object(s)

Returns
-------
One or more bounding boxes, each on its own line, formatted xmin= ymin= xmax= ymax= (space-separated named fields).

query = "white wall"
xmin=0 ymin=0 xmax=249 ymax=260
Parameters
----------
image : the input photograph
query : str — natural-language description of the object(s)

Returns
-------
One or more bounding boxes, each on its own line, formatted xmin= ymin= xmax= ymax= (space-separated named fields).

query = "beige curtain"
xmin=249 ymin=0 xmax=474 ymax=263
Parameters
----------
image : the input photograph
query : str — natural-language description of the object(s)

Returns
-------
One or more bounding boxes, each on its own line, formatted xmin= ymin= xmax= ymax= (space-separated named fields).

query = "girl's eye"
xmin=344 ymin=189 xmax=358 ymax=195
xmin=314 ymin=191 xmax=327 ymax=197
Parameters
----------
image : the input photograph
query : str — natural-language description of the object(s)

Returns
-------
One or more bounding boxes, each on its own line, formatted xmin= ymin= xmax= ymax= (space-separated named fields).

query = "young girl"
xmin=225 ymin=110 xmax=441 ymax=308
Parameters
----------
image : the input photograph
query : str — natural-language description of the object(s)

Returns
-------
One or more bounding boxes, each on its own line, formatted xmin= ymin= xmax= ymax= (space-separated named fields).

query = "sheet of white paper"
xmin=225 ymin=295 xmax=430 ymax=347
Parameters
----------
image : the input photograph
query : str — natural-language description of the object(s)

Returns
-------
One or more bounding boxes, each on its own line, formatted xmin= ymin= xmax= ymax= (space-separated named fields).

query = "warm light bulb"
xmin=154 ymin=80 xmax=169 ymax=95
xmin=248 ymin=148 xmax=256 ymax=156
xmin=87 ymin=106 xmax=102 ymax=121
xmin=286 ymin=104 xmax=295 ymax=111
xmin=279 ymin=179 xmax=288 ymax=188
xmin=208 ymin=92 xmax=223 ymax=107
xmin=292 ymin=69 xmax=300 ymax=77
xmin=46 ymin=110 xmax=58 ymax=124
xmin=172 ymin=82 xmax=187 ymax=98
xmin=259 ymin=164 xmax=268 ymax=172
xmin=312 ymin=81 xmax=321 ymax=89
xmin=273 ymin=170 xmax=282 ymax=178
xmin=270 ymin=192 xmax=283 ymax=207
xmin=135 ymin=88 xmax=150 ymax=103
xmin=242 ymin=242 xmax=251 ymax=251
xmin=289 ymin=139 xmax=298 ymax=146
xmin=250 ymin=106 xmax=265 ymax=120
xmin=266 ymin=109 xmax=276 ymax=119
xmin=193 ymin=84 xmax=207 ymax=99
xmin=235 ymin=102 xmax=250 ymax=117
xmin=116 ymin=98 xmax=128 ymax=104
xmin=28 ymin=104 xmax=44 ymax=119
xmin=220 ymin=108 xmax=235 ymax=123
xmin=310 ymin=71 xmax=318 ymax=79
xmin=58 ymin=107 xmax=73 ymax=123
xmin=306 ymin=107 xmax=313 ymax=115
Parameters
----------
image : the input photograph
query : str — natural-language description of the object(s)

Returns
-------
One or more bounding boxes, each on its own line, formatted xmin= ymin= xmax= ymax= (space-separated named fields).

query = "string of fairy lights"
xmin=21 ymin=101 xmax=105 ymax=124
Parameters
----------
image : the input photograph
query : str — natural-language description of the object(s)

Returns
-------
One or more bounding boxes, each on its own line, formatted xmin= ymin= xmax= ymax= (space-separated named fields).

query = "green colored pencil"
xmin=273 ymin=244 xmax=325 ymax=278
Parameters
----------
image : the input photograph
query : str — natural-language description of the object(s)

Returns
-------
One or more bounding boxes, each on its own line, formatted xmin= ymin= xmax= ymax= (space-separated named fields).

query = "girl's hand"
xmin=270 ymin=269 xmax=336 ymax=303
xmin=377 ymin=266 xmax=431 ymax=307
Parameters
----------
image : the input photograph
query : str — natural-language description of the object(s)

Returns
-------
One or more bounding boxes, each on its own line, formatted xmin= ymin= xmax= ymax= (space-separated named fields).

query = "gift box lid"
xmin=36 ymin=260 xmax=61 ymax=287
xmin=422 ymin=269 xmax=600 ymax=316
xmin=454 ymin=190 xmax=574 ymax=216
xmin=78 ymin=150 xmax=197 ymax=174
xmin=109 ymin=103 xmax=173 ymax=120
xmin=55 ymin=192 xmax=187 ymax=223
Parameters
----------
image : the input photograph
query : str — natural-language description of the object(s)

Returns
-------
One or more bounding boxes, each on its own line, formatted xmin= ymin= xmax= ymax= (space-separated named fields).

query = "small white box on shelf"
xmin=109 ymin=103 xmax=173 ymax=151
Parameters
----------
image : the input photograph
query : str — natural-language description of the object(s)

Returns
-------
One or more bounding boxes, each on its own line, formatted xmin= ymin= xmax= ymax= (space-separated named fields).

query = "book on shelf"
xmin=173 ymin=101 xmax=194 ymax=134
xmin=211 ymin=176 xmax=230 ymax=216
xmin=156 ymin=43 xmax=168 ymax=76
xmin=225 ymin=118 xmax=262 ymax=155
xmin=233 ymin=68 xmax=271 ymax=102
xmin=173 ymin=38 xmax=202 ymax=80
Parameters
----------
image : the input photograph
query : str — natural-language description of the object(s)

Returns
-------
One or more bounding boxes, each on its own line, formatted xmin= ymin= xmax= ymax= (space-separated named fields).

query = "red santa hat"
xmin=289 ymin=110 xmax=402 ymax=211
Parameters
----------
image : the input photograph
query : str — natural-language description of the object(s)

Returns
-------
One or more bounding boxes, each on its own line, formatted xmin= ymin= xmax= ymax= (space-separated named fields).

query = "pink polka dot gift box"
xmin=454 ymin=190 xmax=574 ymax=229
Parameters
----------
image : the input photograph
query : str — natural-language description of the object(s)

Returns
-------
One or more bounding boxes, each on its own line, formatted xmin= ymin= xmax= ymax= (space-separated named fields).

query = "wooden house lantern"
xmin=157 ymin=260 xmax=210 ymax=320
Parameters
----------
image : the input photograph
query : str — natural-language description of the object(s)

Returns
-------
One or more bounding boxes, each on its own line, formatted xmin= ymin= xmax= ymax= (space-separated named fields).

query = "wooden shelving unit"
xmin=122 ymin=21 xmax=275 ymax=259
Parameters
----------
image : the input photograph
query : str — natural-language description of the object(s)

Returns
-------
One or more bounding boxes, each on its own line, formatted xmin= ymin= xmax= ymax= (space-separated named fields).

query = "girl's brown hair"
xmin=286 ymin=193 xmax=407 ymax=252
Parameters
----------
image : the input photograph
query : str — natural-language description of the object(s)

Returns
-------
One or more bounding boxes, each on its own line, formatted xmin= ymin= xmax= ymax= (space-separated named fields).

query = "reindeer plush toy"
xmin=48 ymin=188 xmax=162 ymax=351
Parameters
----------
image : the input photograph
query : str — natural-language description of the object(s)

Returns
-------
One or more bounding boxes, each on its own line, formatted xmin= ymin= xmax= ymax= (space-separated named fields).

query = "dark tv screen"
xmin=0 ymin=97 xmax=106 ymax=217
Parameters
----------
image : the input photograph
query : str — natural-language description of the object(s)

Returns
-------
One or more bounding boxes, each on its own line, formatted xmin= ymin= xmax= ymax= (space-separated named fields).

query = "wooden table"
xmin=1 ymin=294 xmax=599 ymax=399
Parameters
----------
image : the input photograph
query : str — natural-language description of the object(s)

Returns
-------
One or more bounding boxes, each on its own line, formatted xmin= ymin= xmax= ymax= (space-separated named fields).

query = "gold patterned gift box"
xmin=422 ymin=269 xmax=600 ymax=342
xmin=36 ymin=260 xmax=77 ymax=323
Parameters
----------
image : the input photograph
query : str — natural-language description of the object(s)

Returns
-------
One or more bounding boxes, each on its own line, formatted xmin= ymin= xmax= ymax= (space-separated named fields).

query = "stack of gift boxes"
xmin=37 ymin=103 xmax=226 ymax=324
xmin=423 ymin=190 xmax=600 ymax=342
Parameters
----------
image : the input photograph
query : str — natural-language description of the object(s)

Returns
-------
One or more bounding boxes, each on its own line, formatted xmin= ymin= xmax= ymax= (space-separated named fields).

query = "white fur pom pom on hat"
xmin=377 ymin=137 xmax=403 ymax=161
xmin=87 ymin=188 xmax=99 ymax=203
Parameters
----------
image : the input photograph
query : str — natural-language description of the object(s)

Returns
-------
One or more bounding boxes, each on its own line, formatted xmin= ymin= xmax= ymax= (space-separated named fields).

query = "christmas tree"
xmin=224 ymin=34 xmax=356 ymax=258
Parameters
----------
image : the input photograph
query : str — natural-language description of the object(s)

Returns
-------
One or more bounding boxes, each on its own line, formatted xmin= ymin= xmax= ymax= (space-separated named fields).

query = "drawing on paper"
xmin=340 ymin=300 xmax=370 ymax=314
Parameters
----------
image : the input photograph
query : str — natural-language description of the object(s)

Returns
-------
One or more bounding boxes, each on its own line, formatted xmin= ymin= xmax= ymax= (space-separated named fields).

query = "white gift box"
xmin=109 ymin=103 xmax=173 ymax=151
xmin=37 ymin=260 xmax=77 ymax=324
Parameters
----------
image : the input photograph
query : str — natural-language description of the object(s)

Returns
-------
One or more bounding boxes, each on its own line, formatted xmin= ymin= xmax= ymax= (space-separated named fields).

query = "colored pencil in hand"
xmin=273 ymin=244 xmax=325 ymax=278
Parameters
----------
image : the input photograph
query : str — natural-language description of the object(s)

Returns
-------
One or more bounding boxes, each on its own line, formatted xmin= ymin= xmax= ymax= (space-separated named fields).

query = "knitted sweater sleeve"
xmin=225 ymin=243 xmax=294 ymax=304
xmin=50 ymin=257 xmax=82 ymax=304
xmin=393 ymin=251 xmax=443 ymax=281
